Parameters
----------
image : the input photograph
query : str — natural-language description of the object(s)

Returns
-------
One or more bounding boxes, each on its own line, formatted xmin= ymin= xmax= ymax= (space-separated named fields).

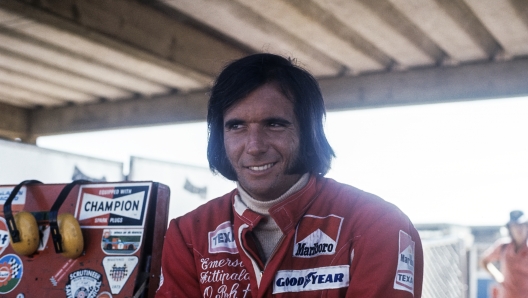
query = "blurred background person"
xmin=480 ymin=210 xmax=528 ymax=298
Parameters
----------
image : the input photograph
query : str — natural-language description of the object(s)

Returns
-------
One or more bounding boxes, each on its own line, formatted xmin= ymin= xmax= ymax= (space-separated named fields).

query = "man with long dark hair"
xmin=156 ymin=53 xmax=423 ymax=297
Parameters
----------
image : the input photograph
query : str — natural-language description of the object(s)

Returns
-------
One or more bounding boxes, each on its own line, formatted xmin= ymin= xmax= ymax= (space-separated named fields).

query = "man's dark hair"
xmin=207 ymin=53 xmax=335 ymax=181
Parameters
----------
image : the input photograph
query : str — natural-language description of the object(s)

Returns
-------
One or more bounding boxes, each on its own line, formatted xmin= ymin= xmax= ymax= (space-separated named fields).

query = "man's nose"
xmin=246 ymin=126 xmax=268 ymax=155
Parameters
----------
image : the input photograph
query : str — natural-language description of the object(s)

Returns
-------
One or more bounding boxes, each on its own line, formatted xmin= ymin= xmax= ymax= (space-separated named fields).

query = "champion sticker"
xmin=101 ymin=229 xmax=142 ymax=255
xmin=293 ymin=214 xmax=343 ymax=258
xmin=208 ymin=221 xmax=238 ymax=254
xmin=0 ymin=254 xmax=23 ymax=294
xmin=0 ymin=218 xmax=9 ymax=255
xmin=102 ymin=256 xmax=138 ymax=294
xmin=393 ymin=230 xmax=415 ymax=295
xmin=65 ymin=269 xmax=103 ymax=298
xmin=75 ymin=183 xmax=151 ymax=228
xmin=273 ymin=265 xmax=349 ymax=294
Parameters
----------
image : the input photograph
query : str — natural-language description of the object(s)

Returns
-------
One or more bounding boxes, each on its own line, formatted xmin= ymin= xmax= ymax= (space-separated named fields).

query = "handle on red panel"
xmin=49 ymin=179 xmax=89 ymax=253
xmin=3 ymin=180 xmax=43 ymax=243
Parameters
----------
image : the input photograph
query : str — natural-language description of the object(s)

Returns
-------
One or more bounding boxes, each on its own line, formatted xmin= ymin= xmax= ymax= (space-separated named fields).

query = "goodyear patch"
xmin=273 ymin=265 xmax=349 ymax=293
xmin=0 ymin=254 xmax=23 ymax=294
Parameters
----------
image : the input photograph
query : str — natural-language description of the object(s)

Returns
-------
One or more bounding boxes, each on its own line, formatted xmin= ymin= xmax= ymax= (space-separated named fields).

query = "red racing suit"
xmin=156 ymin=175 xmax=423 ymax=297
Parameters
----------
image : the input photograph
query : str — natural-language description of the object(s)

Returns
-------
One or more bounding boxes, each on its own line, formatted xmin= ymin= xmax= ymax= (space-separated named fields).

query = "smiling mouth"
xmin=248 ymin=163 xmax=275 ymax=171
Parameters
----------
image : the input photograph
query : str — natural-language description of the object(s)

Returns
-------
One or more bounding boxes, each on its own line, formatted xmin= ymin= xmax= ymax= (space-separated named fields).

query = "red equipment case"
xmin=0 ymin=180 xmax=170 ymax=298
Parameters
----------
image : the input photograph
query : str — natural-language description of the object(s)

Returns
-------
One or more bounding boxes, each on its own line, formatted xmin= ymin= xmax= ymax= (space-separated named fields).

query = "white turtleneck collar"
xmin=236 ymin=173 xmax=310 ymax=215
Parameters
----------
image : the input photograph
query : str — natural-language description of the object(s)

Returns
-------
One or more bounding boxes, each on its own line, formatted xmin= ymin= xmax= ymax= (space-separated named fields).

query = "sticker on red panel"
xmin=0 ymin=254 xmax=23 ymax=294
xmin=0 ymin=187 xmax=26 ymax=212
xmin=97 ymin=291 xmax=113 ymax=298
xmin=65 ymin=269 xmax=103 ymax=298
xmin=74 ymin=183 xmax=151 ymax=229
xmin=0 ymin=218 xmax=9 ymax=255
xmin=102 ymin=256 xmax=138 ymax=294
xmin=293 ymin=214 xmax=343 ymax=258
xmin=38 ymin=225 xmax=50 ymax=252
xmin=393 ymin=230 xmax=415 ymax=295
xmin=101 ymin=229 xmax=142 ymax=255
xmin=50 ymin=259 xmax=77 ymax=287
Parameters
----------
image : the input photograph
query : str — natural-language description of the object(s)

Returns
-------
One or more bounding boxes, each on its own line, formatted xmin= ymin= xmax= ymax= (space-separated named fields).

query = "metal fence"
xmin=422 ymin=236 xmax=469 ymax=298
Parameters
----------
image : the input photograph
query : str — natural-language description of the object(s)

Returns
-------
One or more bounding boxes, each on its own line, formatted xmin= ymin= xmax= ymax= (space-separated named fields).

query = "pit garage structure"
xmin=0 ymin=0 xmax=527 ymax=143
xmin=1 ymin=1 xmax=528 ymax=298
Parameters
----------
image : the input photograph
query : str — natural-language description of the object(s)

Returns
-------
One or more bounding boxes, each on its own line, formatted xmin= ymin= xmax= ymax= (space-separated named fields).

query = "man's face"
xmin=223 ymin=83 xmax=302 ymax=201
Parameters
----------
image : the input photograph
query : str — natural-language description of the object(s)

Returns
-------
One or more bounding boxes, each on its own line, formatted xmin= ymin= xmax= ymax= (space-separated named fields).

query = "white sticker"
xmin=393 ymin=230 xmax=415 ymax=295
xmin=38 ymin=225 xmax=50 ymax=251
xmin=75 ymin=183 xmax=151 ymax=229
xmin=102 ymin=256 xmax=138 ymax=294
xmin=208 ymin=221 xmax=238 ymax=254
xmin=0 ymin=187 xmax=26 ymax=205
xmin=101 ymin=229 xmax=143 ymax=255
xmin=0 ymin=218 xmax=9 ymax=255
xmin=65 ymin=269 xmax=103 ymax=298
xmin=273 ymin=265 xmax=349 ymax=294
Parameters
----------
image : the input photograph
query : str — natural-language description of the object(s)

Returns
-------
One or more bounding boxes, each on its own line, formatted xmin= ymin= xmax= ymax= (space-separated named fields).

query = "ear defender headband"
xmin=4 ymin=179 xmax=88 ymax=258
xmin=49 ymin=180 xmax=88 ymax=259
xmin=3 ymin=180 xmax=43 ymax=256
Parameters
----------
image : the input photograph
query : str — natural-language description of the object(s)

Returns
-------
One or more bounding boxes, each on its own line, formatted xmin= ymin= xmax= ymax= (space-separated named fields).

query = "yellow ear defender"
xmin=4 ymin=180 xmax=43 ymax=256
xmin=3 ymin=180 xmax=87 ymax=258
xmin=49 ymin=180 xmax=88 ymax=259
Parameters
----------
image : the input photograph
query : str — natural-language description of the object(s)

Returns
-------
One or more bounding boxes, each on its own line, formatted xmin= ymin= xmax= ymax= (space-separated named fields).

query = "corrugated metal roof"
xmin=0 ymin=0 xmax=527 ymax=141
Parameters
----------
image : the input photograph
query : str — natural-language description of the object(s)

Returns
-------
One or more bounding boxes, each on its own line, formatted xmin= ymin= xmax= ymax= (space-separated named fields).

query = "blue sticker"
xmin=0 ymin=254 xmax=23 ymax=294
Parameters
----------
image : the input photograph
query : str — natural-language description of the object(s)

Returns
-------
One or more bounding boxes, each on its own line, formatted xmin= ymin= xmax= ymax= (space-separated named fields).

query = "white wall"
xmin=128 ymin=156 xmax=235 ymax=221
xmin=0 ymin=139 xmax=124 ymax=185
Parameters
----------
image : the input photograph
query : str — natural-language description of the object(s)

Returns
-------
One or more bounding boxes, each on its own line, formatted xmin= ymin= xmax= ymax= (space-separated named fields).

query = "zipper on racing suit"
xmin=238 ymin=224 xmax=286 ymax=288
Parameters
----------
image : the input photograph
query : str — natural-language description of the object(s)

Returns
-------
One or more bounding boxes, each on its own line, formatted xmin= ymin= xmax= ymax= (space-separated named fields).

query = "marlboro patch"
xmin=293 ymin=214 xmax=343 ymax=258
xmin=393 ymin=230 xmax=415 ymax=295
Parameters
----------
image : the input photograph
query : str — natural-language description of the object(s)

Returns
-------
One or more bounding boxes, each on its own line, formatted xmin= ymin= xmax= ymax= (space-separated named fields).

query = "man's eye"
xmin=226 ymin=123 xmax=244 ymax=130
xmin=267 ymin=120 xmax=289 ymax=129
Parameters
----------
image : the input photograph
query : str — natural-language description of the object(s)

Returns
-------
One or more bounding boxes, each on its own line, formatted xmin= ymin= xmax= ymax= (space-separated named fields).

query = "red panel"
xmin=0 ymin=181 xmax=170 ymax=298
